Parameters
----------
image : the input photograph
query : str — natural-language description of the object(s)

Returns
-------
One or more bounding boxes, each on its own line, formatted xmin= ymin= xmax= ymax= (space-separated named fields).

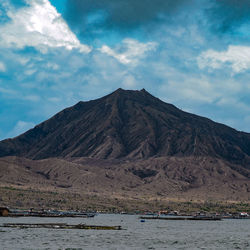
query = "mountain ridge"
xmin=0 ymin=88 xmax=249 ymax=167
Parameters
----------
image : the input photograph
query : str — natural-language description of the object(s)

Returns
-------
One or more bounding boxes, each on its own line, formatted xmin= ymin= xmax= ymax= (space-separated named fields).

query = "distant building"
xmin=0 ymin=207 xmax=9 ymax=216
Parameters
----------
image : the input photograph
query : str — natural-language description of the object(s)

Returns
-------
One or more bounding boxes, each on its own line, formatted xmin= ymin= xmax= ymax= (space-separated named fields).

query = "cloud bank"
xmin=64 ymin=0 xmax=189 ymax=32
xmin=208 ymin=0 xmax=250 ymax=34
xmin=199 ymin=45 xmax=250 ymax=73
xmin=100 ymin=39 xmax=157 ymax=65
xmin=63 ymin=0 xmax=250 ymax=41
xmin=0 ymin=0 xmax=90 ymax=52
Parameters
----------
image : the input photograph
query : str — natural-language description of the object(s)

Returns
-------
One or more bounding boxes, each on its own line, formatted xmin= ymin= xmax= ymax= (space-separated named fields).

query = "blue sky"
xmin=0 ymin=0 xmax=250 ymax=140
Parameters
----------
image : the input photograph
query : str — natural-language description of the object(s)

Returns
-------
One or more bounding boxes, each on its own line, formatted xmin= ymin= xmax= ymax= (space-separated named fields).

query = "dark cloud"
xmin=64 ymin=0 xmax=250 ymax=40
xmin=208 ymin=0 xmax=250 ymax=34
xmin=64 ymin=0 xmax=190 ymax=35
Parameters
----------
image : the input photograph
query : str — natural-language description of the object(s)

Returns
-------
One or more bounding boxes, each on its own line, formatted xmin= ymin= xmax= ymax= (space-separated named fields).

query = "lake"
xmin=1 ymin=214 xmax=250 ymax=249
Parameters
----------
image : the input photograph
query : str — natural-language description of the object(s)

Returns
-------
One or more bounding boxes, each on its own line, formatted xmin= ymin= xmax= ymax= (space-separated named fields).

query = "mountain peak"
xmin=108 ymin=88 xmax=155 ymax=102
xmin=109 ymin=88 xmax=136 ymax=97
xmin=111 ymin=88 xmax=149 ymax=95
xmin=115 ymin=87 xmax=125 ymax=93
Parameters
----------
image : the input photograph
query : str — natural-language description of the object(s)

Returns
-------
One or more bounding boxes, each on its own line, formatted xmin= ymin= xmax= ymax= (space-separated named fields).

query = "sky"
xmin=0 ymin=0 xmax=250 ymax=140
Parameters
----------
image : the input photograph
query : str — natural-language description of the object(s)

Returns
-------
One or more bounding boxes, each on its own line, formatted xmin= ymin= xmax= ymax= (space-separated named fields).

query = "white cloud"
xmin=216 ymin=97 xmax=250 ymax=112
xmin=18 ymin=57 xmax=30 ymax=66
xmin=48 ymin=97 xmax=61 ymax=103
xmin=198 ymin=45 xmax=250 ymax=73
xmin=24 ymin=69 xmax=37 ymax=76
xmin=99 ymin=39 xmax=157 ymax=65
xmin=0 ymin=86 xmax=17 ymax=95
xmin=122 ymin=74 xmax=137 ymax=88
xmin=22 ymin=95 xmax=41 ymax=102
xmin=159 ymin=77 xmax=219 ymax=105
xmin=7 ymin=120 xmax=35 ymax=138
xmin=46 ymin=63 xmax=59 ymax=70
xmin=0 ymin=61 xmax=6 ymax=72
xmin=0 ymin=0 xmax=91 ymax=53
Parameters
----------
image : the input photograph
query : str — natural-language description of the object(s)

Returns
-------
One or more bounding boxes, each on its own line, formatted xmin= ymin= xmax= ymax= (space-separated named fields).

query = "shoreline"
xmin=1 ymin=186 xmax=250 ymax=215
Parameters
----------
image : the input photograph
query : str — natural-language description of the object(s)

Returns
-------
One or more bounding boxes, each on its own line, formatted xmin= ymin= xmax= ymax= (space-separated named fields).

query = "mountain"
xmin=0 ymin=88 xmax=249 ymax=166
xmin=0 ymin=88 xmax=250 ymax=204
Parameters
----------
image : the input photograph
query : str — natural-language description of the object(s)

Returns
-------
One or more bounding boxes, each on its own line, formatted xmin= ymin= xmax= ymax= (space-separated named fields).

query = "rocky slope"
xmin=1 ymin=156 xmax=250 ymax=201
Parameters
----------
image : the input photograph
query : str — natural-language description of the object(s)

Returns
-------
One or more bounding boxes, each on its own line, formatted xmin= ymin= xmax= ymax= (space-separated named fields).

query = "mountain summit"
xmin=0 ymin=88 xmax=249 ymax=167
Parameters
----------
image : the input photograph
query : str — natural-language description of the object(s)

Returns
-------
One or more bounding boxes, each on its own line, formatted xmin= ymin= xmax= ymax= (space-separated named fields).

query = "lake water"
xmin=0 ymin=214 xmax=250 ymax=249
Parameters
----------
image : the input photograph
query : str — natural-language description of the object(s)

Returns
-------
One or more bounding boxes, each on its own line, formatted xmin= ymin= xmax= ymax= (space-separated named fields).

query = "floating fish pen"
xmin=140 ymin=216 xmax=222 ymax=221
xmin=8 ymin=210 xmax=95 ymax=218
xmin=9 ymin=213 xmax=95 ymax=218
xmin=2 ymin=223 xmax=122 ymax=230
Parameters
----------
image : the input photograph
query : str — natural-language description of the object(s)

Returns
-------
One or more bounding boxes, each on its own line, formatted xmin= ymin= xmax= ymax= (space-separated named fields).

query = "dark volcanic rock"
xmin=0 ymin=88 xmax=250 ymax=167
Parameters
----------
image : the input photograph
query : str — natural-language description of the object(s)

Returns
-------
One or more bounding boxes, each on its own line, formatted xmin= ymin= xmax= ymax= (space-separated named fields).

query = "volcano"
xmin=0 ymin=88 xmax=249 ymax=165
xmin=0 ymin=88 xmax=250 ymax=203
